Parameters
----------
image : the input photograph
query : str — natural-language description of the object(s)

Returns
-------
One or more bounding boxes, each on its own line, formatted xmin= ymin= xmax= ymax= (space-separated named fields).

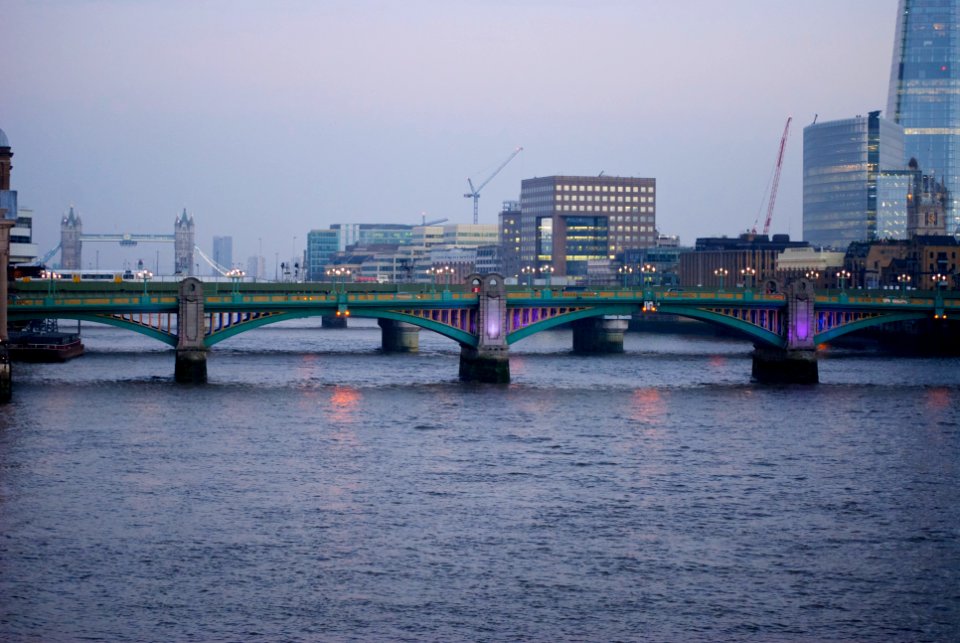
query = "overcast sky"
xmin=5 ymin=0 xmax=899 ymax=271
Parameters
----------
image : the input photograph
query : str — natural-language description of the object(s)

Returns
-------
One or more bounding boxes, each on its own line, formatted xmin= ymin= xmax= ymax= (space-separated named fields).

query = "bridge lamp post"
xmin=898 ymin=273 xmax=911 ymax=298
xmin=443 ymin=265 xmax=455 ymax=287
xmin=618 ymin=266 xmax=633 ymax=288
xmin=740 ymin=267 xmax=756 ymax=291
xmin=138 ymin=270 xmax=153 ymax=296
xmin=805 ymin=270 xmax=820 ymax=285
xmin=521 ymin=265 xmax=535 ymax=287
xmin=835 ymin=269 xmax=851 ymax=293
xmin=226 ymin=268 xmax=245 ymax=295
xmin=539 ymin=265 xmax=554 ymax=288
xmin=641 ymin=264 xmax=657 ymax=290
xmin=426 ymin=267 xmax=437 ymax=293
xmin=714 ymin=267 xmax=728 ymax=292
xmin=42 ymin=270 xmax=61 ymax=296
xmin=933 ymin=272 xmax=948 ymax=291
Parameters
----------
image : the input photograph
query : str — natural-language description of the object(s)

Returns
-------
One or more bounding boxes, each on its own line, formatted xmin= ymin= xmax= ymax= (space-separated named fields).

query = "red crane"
xmin=753 ymin=116 xmax=792 ymax=235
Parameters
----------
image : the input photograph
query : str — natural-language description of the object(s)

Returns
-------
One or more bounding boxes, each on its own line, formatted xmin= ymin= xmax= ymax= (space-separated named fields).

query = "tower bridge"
xmin=8 ymin=276 xmax=958 ymax=385
xmin=59 ymin=206 xmax=195 ymax=274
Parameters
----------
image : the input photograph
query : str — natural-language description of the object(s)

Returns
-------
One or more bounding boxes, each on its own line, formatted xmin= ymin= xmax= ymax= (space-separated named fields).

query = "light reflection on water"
xmin=0 ymin=320 xmax=958 ymax=641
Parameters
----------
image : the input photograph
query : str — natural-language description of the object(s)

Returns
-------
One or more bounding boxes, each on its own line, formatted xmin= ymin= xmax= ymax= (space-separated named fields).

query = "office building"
xmin=888 ymin=0 xmax=960 ymax=235
xmin=212 ymin=236 xmax=233 ymax=274
xmin=803 ymin=111 xmax=905 ymax=249
xmin=10 ymin=207 xmax=38 ymax=264
xmin=519 ymin=175 xmax=656 ymax=280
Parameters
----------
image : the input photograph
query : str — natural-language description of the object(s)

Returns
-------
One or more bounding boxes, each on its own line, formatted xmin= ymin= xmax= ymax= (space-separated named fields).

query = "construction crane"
xmin=464 ymin=146 xmax=523 ymax=224
xmin=752 ymin=117 xmax=792 ymax=236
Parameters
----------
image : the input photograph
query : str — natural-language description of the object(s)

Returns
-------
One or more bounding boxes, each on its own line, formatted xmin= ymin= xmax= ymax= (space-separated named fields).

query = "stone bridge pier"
xmin=175 ymin=277 xmax=207 ymax=383
xmin=572 ymin=316 xmax=629 ymax=353
xmin=459 ymin=274 xmax=510 ymax=383
xmin=379 ymin=319 xmax=420 ymax=352
xmin=752 ymin=279 xmax=818 ymax=384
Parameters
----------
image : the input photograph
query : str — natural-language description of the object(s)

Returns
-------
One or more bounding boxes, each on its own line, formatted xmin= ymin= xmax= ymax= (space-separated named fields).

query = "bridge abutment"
xmin=459 ymin=274 xmax=510 ymax=383
xmin=379 ymin=319 xmax=420 ymax=352
xmin=322 ymin=314 xmax=347 ymax=329
xmin=572 ymin=316 xmax=629 ymax=353
xmin=175 ymin=277 xmax=207 ymax=383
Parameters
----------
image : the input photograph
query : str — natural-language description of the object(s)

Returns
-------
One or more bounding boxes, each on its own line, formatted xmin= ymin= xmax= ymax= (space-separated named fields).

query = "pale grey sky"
xmin=4 ymin=0 xmax=898 ymax=271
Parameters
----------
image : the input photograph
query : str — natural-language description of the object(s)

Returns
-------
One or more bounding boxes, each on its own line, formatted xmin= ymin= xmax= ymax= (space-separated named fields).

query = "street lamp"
xmin=641 ymin=263 xmax=657 ymax=289
xmin=836 ymin=269 xmax=851 ymax=293
xmin=932 ymin=272 xmax=948 ymax=291
xmin=442 ymin=265 xmax=455 ymax=286
xmin=897 ymin=273 xmax=911 ymax=297
xmin=539 ymin=265 xmax=554 ymax=288
xmin=42 ymin=269 xmax=61 ymax=296
xmin=740 ymin=266 xmax=756 ymax=290
xmin=426 ymin=266 xmax=438 ymax=292
xmin=138 ymin=269 xmax=153 ymax=295
xmin=326 ymin=267 xmax=351 ymax=293
xmin=714 ymin=267 xmax=729 ymax=291
xmin=618 ymin=265 xmax=633 ymax=288
xmin=805 ymin=270 xmax=820 ymax=285
xmin=521 ymin=265 xmax=535 ymax=287
xmin=226 ymin=268 xmax=245 ymax=295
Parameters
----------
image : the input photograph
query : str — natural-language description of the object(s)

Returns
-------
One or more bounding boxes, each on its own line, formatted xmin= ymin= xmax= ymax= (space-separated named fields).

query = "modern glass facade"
xmin=803 ymin=112 xmax=905 ymax=249
xmin=888 ymin=0 xmax=960 ymax=235
xmin=877 ymin=171 xmax=914 ymax=239
xmin=306 ymin=229 xmax=340 ymax=280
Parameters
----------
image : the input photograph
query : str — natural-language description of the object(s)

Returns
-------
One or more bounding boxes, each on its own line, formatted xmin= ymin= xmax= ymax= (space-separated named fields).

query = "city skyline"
xmin=6 ymin=0 xmax=898 ymax=268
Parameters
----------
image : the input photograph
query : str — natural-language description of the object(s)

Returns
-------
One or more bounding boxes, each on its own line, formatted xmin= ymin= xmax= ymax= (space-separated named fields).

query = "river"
xmin=1 ymin=320 xmax=958 ymax=641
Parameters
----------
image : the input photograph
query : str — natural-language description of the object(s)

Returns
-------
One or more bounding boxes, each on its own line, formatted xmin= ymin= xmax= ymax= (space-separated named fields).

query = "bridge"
xmin=8 ymin=274 xmax=958 ymax=384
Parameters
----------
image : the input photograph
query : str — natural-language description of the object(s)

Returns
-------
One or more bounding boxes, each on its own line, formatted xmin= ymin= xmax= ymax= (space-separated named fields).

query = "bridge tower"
xmin=60 ymin=206 xmax=83 ymax=270
xmin=752 ymin=279 xmax=818 ymax=383
xmin=174 ymin=209 xmax=195 ymax=275
xmin=459 ymin=273 xmax=510 ymax=383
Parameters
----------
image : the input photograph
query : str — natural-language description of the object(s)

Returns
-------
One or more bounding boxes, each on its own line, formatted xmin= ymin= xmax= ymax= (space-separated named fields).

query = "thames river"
xmin=1 ymin=320 xmax=958 ymax=641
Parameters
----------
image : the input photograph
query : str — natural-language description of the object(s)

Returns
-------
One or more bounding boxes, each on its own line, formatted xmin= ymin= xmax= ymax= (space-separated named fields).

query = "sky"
xmin=4 ymin=0 xmax=899 ymax=272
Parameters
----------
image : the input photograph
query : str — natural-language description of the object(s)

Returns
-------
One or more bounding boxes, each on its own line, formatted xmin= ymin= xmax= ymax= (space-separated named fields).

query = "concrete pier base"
xmin=459 ymin=346 xmax=510 ymax=383
xmin=0 ymin=345 xmax=11 ymax=403
xmin=572 ymin=317 xmax=629 ymax=354
xmin=322 ymin=314 xmax=348 ymax=329
xmin=175 ymin=348 xmax=208 ymax=383
xmin=378 ymin=319 xmax=420 ymax=353
xmin=751 ymin=346 xmax=818 ymax=384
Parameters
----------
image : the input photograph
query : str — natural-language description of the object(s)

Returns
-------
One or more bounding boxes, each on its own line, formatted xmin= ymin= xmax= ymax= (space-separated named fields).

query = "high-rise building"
xmin=212 ymin=235 xmax=233 ymax=273
xmin=888 ymin=0 xmax=960 ymax=235
xmin=498 ymin=201 xmax=521 ymax=279
xmin=803 ymin=111 xmax=905 ymax=249
xmin=306 ymin=229 xmax=340 ymax=280
xmin=518 ymin=175 xmax=656 ymax=279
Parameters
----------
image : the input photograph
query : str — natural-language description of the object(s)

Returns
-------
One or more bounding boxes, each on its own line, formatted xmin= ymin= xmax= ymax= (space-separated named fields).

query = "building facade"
xmin=677 ymin=234 xmax=809 ymax=289
xmin=888 ymin=0 xmax=960 ymax=235
xmin=519 ymin=175 xmax=656 ymax=280
xmin=803 ymin=111 xmax=906 ymax=249
xmin=498 ymin=200 xmax=521 ymax=279
xmin=212 ymin=235 xmax=233 ymax=274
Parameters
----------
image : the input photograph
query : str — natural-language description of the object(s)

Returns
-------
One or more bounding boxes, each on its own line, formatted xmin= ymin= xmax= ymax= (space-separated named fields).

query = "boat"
xmin=7 ymin=319 xmax=84 ymax=362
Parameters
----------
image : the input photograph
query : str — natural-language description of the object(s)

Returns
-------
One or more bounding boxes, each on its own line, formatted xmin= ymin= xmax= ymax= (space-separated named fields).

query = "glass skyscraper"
xmin=803 ymin=111 xmax=905 ymax=249
xmin=888 ymin=0 xmax=960 ymax=235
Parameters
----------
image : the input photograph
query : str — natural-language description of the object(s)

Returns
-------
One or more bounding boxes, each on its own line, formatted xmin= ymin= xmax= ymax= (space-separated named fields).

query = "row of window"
xmin=559 ymin=205 xmax=651 ymax=213
xmin=557 ymin=184 xmax=653 ymax=193
xmin=557 ymin=194 xmax=653 ymax=203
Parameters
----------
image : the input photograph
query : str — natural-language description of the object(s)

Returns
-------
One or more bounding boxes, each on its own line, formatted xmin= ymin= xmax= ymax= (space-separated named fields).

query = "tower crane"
xmin=464 ymin=146 xmax=523 ymax=224
xmin=752 ymin=117 xmax=792 ymax=236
